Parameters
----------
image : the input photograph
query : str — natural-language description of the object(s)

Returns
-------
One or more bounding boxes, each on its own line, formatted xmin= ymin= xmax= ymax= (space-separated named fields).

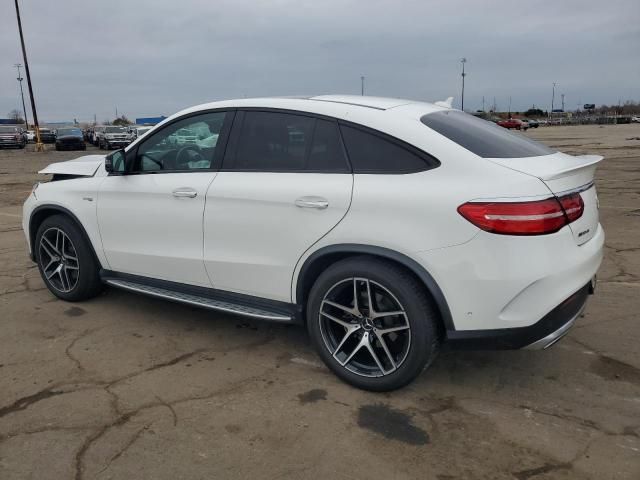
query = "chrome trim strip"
xmin=555 ymin=181 xmax=594 ymax=197
xmin=524 ymin=304 xmax=586 ymax=350
xmin=106 ymin=279 xmax=292 ymax=322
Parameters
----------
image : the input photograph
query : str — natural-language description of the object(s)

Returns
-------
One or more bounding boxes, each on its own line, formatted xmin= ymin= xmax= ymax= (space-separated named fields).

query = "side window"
xmin=339 ymin=125 xmax=432 ymax=173
xmin=307 ymin=119 xmax=348 ymax=172
xmin=135 ymin=112 xmax=227 ymax=172
xmin=230 ymin=112 xmax=349 ymax=172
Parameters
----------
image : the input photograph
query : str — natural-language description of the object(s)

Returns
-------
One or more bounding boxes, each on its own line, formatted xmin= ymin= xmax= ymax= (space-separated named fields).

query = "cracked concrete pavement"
xmin=1 ymin=124 xmax=639 ymax=479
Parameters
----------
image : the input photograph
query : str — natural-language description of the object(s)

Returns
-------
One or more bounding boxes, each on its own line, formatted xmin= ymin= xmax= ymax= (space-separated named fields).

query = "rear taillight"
xmin=557 ymin=192 xmax=584 ymax=223
xmin=458 ymin=193 xmax=584 ymax=235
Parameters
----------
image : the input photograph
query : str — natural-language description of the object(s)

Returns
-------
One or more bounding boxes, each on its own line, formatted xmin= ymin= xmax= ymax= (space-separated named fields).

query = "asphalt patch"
xmin=64 ymin=306 xmax=86 ymax=317
xmin=590 ymin=355 xmax=640 ymax=385
xmin=297 ymin=389 xmax=327 ymax=404
xmin=357 ymin=403 xmax=429 ymax=445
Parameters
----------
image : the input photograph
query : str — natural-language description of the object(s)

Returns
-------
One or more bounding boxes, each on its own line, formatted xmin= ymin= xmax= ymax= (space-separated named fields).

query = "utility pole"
xmin=14 ymin=63 xmax=29 ymax=128
xmin=460 ymin=58 xmax=467 ymax=111
xmin=14 ymin=0 xmax=43 ymax=151
xmin=482 ymin=96 xmax=485 ymax=112
xmin=550 ymin=82 xmax=556 ymax=120
xmin=508 ymin=96 xmax=512 ymax=117
xmin=360 ymin=76 xmax=365 ymax=96
xmin=561 ymin=93 xmax=565 ymax=112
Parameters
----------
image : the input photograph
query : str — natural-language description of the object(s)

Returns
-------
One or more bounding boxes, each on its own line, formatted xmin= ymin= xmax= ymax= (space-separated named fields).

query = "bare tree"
xmin=8 ymin=109 xmax=24 ymax=124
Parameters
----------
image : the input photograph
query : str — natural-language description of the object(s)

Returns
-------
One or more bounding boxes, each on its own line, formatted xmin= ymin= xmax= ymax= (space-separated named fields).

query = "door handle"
xmin=295 ymin=196 xmax=329 ymax=209
xmin=172 ymin=188 xmax=198 ymax=198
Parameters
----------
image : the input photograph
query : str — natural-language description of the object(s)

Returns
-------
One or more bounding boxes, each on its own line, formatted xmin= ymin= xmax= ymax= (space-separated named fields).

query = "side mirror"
xmin=105 ymin=149 xmax=127 ymax=174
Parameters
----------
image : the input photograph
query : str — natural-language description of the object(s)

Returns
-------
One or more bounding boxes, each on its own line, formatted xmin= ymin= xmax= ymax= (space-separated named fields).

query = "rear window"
xmin=340 ymin=125 xmax=436 ymax=173
xmin=420 ymin=110 xmax=554 ymax=158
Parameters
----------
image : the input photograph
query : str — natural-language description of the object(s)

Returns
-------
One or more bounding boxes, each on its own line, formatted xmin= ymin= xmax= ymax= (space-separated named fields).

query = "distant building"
xmin=135 ymin=116 xmax=167 ymax=126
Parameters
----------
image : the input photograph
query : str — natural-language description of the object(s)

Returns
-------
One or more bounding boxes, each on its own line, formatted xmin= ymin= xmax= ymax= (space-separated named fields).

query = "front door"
xmin=97 ymin=111 xmax=232 ymax=287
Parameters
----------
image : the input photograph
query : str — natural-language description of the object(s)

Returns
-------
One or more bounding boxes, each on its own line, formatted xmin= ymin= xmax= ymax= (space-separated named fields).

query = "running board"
xmin=104 ymin=278 xmax=293 ymax=322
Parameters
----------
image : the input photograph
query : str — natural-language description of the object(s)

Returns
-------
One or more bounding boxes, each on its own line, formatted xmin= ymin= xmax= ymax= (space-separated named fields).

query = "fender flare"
xmin=295 ymin=244 xmax=455 ymax=331
xmin=29 ymin=204 xmax=102 ymax=267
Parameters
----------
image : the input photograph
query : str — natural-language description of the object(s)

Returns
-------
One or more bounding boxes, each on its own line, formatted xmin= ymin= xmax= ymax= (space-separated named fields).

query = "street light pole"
xmin=550 ymin=82 xmax=556 ymax=120
xmin=361 ymin=76 xmax=365 ymax=96
xmin=14 ymin=0 xmax=43 ymax=151
xmin=14 ymin=63 xmax=29 ymax=128
xmin=460 ymin=58 xmax=467 ymax=111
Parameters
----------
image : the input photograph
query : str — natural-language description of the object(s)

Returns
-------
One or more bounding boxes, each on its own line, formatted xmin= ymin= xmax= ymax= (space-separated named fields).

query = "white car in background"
xmin=22 ymin=95 xmax=604 ymax=390
xmin=127 ymin=126 xmax=153 ymax=142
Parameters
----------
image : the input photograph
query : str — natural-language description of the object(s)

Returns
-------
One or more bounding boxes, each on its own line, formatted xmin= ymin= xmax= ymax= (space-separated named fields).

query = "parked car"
xmin=168 ymin=128 xmax=198 ymax=146
xmin=523 ymin=119 xmax=539 ymax=128
xmin=99 ymin=126 xmax=130 ymax=150
xmin=632 ymin=116 xmax=640 ymax=123
xmin=92 ymin=126 xmax=105 ymax=146
xmin=497 ymin=118 xmax=528 ymax=130
xmin=127 ymin=126 xmax=152 ymax=142
xmin=25 ymin=130 xmax=35 ymax=142
xmin=0 ymin=125 xmax=26 ymax=149
xmin=22 ymin=96 xmax=603 ymax=391
xmin=55 ymin=127 xmax=86 ymax=151
xmin=38 ymin=128 xmax=57 ymax=143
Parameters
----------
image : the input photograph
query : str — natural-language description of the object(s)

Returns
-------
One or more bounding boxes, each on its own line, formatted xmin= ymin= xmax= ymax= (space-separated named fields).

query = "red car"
xmin=497 ymin=118 xmax=528 ymax=130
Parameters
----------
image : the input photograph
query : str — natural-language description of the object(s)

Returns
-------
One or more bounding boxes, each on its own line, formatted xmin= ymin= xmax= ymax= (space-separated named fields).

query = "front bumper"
xmin=104 ymin=139 xmax=130 ymax=147
xmin=0 ymin=138 xmax=23 ymax=147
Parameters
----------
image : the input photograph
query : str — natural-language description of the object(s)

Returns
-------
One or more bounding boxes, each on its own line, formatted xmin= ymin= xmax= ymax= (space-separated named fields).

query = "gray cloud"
xmin=1 ymin=0 xmax=639 ymax=122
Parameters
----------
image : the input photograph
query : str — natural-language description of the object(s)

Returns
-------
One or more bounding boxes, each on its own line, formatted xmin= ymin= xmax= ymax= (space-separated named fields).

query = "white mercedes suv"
xmin=22 ymin=95 xmax=604 ymax=391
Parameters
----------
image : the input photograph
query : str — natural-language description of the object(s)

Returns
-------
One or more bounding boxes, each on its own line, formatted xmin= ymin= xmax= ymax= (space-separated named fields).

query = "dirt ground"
xmin=0 ymin=125 xmax=638 ymax=480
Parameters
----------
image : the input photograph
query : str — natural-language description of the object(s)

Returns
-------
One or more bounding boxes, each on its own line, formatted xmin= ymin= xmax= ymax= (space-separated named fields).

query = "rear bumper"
xmin=446 ymin=281 xmax=592 ymax=349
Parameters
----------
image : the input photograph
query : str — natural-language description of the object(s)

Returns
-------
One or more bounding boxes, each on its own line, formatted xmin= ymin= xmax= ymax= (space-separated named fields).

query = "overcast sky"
xmin=1 ymin=0 xmax=639 ymax=123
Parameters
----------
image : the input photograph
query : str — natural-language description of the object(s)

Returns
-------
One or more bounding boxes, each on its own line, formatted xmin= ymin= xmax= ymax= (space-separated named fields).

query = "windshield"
xmin=105 ymin=126 xmax=127 ymax=133
xmin=57 ymin=128 xmax=82 ymax=136
xmin=421 ymin=110 xmax=555 ymax=158
xmin=0 ymin=126 xmax=18 ymax=133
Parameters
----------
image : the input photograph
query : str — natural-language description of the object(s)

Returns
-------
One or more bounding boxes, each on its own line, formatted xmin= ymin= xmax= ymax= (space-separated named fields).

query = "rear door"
xmin=203 ymin=110 xmax=353 ymax=302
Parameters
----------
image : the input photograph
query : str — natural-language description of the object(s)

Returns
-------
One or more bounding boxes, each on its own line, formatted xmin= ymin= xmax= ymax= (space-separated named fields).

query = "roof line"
xmin=306 ymin=98 xmax=387 ymax=111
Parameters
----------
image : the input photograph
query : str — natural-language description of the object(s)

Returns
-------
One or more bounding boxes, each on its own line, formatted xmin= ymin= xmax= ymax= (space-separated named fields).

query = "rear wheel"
xmin=35 ymin=215 xmax=103 ymax=301
xmin=307 ymin=257 xmax=440 ymax=391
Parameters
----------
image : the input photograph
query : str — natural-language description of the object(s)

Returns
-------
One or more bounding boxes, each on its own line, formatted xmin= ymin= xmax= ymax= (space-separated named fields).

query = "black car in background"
xmin=55 ymin=127 xmax=86 ymax=151
xmin=38 ymin=128 xmax=57 ymax=143
xmin=0 ymin=125 xmax=26 ymax=149
xmin=523 ymin=119 xmax=540 ymax=128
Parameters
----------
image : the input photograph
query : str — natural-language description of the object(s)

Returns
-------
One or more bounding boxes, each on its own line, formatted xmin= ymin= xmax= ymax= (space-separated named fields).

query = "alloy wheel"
xmin=38 ymin=227 xmax=80 ymax=293
xmin=319 ymin=277 xmax=411 ymax=377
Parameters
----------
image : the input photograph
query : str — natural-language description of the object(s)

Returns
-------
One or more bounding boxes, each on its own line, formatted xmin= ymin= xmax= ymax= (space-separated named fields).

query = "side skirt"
xmin=100 ymin=270 xmax=303 ymax=324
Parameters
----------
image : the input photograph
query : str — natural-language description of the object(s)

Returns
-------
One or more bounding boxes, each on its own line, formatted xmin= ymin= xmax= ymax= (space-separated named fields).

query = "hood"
xmin=56 ymin=135 xmax=83 ymax=141
xmin=39 ymin=155 xmax=105 ymax=177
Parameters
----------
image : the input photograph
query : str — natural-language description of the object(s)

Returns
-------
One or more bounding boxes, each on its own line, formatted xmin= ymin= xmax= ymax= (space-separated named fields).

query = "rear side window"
xmin=307 ymin=119 xmax=347 ymax=172
xmin=421 ymin=110 xmax=554 ymax=158
xmin=339 ymin=125 xmax=434 ymax=173
xmin=231 ymin=112 xmax=349 ymax=172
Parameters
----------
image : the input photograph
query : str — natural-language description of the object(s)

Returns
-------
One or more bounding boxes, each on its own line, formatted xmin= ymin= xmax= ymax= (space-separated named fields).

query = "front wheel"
xmin=35 ymin=215 xmax=103 ymax=301
xmin=307 ymin=257 xmax=440 ymax=391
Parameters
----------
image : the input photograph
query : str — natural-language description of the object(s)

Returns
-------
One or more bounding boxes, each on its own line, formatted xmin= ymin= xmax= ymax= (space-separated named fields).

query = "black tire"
xmin=306 ymin=256 xmax=440 ymax=391
xmin=35 ymin=214 xmax=103 ymax=302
